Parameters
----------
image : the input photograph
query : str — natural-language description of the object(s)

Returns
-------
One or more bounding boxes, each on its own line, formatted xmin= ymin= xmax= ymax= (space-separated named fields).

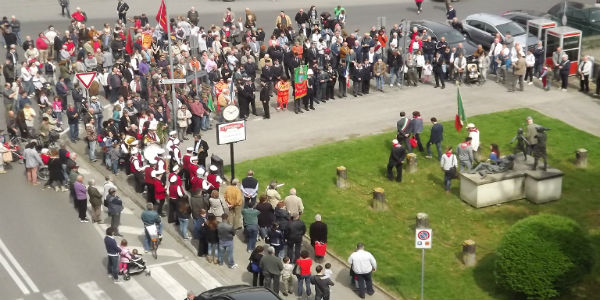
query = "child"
xmin=539 ymin=63 xmax=551 ymax=91
xmin=51 ymin=97 xmax=63 ymax=127
xmin=310 ymin=265 xmax=335 ymax=300
xmin=281 ymin=257 xmax=294 ymax=296
xmin=423 ymin=60 xmax=433 ymax=84
xmin=119 ymin=239 xmax=132 ymax=275
xmin=323 ymin=262 xmax=333 ymax=279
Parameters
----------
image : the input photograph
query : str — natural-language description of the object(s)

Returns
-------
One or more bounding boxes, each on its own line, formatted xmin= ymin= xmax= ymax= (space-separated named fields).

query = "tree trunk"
xmin=575 ymin=148 xmax=587 ymax=168
xmin=416 ymin=212 xmax=429 ymax=228
xmin=462 ymin=240 xmax=477 ymax=267
xmin=372 ymin=188 xmax=386 ymax=211
xmin=336 ymin=166 xmax=348 ymax=188
xmin=406 ymin=153 xmax=418 ymax=173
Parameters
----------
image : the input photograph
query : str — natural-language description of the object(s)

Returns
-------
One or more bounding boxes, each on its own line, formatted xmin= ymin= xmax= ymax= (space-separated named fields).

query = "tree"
xmin=494 ymin=214 xmax=595 ymax=299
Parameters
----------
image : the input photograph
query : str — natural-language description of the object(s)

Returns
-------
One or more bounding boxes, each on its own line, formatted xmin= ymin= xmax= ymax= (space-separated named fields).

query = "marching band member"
xmin=129 ymin=147 xmax=145 ymax=193
xmin=167 ymin=166 xmax=184 ymax=224
xmin=152 ymin=169 xmax=167 ymax=216
xmin=190 ymin=168 xmax=210 ymax=210
xmin=165 ymin=131 xmax=177 ymax=151
xmin=169 ymin=139 xmax=182 ymax=172
xmin=206 ymin=165 xmax=223 ymax=195
xmin=144 ymin=121 xmax=160 ymax=145
xmin=144 ymin=159 xmax=157 ymax=204
xmin=182 ymin=147 xmax=194 ymax=188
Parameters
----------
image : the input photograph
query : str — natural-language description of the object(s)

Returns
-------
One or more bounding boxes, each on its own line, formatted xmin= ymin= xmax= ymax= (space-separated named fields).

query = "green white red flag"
xmin=455 ymin=88 xmax=467 ymax=131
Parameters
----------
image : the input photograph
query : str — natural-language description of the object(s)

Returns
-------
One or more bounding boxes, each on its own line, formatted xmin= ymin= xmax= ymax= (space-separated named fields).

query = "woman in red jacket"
xmin=153 ymin=170 xmax=166 ymax=216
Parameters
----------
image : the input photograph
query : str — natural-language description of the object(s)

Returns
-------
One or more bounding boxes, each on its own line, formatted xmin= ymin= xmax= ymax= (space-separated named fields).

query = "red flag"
xmin=156 ymin=0 xmax=168 ymax=33
xmin=125 ymin=29 xmax=133 ymax=55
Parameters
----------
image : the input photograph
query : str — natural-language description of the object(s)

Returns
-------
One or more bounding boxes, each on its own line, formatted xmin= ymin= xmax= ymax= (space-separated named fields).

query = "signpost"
xmin=216 ymin=120 xmax=246 ymax=180
xmin=415 ymin=228 xmax=432 ymax=300
xmin=75 ymin=72 xmax=97 ymax=105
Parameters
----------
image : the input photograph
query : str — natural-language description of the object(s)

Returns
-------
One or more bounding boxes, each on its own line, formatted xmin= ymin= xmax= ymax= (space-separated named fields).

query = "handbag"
xmin=448 ymin=166 xmax=459 ymax=179
xmin=314 ymin=241 xmax=327 ymax=257
xmin=409 ymin=136 xmax=418 ymax=148
xmin=250 ymin=262 xmax=261 ymax=273
xmin=293 ymin=263 xmax=301 ymax=276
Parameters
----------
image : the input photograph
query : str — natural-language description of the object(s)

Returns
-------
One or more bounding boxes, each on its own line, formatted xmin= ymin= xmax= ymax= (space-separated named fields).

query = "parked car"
xmin=501 ymin=10 xmax=549 ymax=28
xmin=547 ymin=1 xmax=600 ymax=35
xmin=463 ymin=13 xmax=539 ymax=50
xmin=409 ymin=20 xmax=478 ymax=57
xmin=195 ymin=285 xmax=283 ymax=300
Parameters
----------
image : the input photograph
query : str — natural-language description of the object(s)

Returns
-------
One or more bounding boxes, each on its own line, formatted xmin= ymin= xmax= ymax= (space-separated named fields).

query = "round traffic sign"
xmin=417 ymin=230 xmax=430 ymax=240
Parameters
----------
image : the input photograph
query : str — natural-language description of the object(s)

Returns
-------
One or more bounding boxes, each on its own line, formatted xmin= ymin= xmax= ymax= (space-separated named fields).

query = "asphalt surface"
xmin=1 ymin=1 xmax=600 ymax=300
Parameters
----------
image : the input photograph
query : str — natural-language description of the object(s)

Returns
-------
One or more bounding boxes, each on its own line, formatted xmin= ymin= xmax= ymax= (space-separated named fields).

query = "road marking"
xmin=77 ymin=281 xmax=112 ymax=300
xmin=0 ymin=251 xmax=29 ymax=294
xmin=116 ymin=278 xmax=155 ymax=300
xmin=179 ymin=260 xmax=221 ymax=290
xmin=146 ymin=258 xmax=186 ymax=269
xmin=0 ymin=238 xmax=39 ymax=293
xmin=149 ymin=266 xmax=187 ymax=300
xmin=43 ymin=289 xmax=68 ymax=300
xmin=77 ymin=167 xmax=90 ymax=175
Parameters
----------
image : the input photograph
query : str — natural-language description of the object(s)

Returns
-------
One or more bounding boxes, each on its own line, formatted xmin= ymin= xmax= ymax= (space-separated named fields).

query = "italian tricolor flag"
xmin=455 ymin=88 xmax=467 ymax=131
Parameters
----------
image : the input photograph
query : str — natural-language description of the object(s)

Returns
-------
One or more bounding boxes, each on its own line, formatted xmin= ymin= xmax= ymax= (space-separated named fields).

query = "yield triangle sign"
xmin=75 ymin=72 xmax=97 ymax=89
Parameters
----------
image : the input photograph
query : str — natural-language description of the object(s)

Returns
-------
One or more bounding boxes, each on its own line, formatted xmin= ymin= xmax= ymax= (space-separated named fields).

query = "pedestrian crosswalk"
xmin=17 ymin=262 xmax=225 ymax=300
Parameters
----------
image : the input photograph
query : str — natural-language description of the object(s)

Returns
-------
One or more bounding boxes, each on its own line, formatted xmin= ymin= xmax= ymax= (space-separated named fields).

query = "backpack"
xmin=45 ymin=63 xmax=54 ymax=74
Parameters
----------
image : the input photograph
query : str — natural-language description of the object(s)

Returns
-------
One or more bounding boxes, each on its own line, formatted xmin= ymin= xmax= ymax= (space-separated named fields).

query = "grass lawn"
xmin=232 ymin=108 xmax=600 ymax=300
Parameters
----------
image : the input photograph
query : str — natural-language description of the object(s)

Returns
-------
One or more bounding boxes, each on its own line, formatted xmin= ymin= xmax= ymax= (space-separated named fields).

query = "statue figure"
xmin=509 ymin=128 xmax=529 ymax=160
xmin=532 ymin=126 xmax=550 ymax=171
xmin=469 ymin=154 xmax=516 ymax=178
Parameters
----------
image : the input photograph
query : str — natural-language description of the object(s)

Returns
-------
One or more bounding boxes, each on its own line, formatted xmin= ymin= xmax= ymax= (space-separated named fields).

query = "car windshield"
xmin=497 ymin=22 xmax=526 ymax=36
xmin=438 ymin=29 xmax=465 ymax=44
xmin=590 ymin=10 xmax=600 ymax=22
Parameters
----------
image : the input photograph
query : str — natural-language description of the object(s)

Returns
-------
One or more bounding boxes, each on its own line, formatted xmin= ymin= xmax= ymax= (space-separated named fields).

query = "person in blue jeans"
xmin=103 ymin=227 xmax=120 ymax=282
xmin=217 ymin=214 xmax=238 ymax=268
xmin=241 ymin=205 xmax=260 ymax=252
xmin=295 ymin=250 xmax=313 ymax=297
xmin=66 ymin=104 xmax=79 ymax=142
xmin=141 ymin=203 xmax=163 ymax=251
xmin=440 ymin=146 xmax=458 ymax=193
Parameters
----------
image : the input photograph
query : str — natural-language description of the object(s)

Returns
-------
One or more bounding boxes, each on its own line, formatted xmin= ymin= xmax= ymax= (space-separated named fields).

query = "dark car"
xmin=547 ymin=1 xmax=600 ymax=35
xmin=501 ymin=10 xmax=549 ymax=28
xmin=409 ymin=20 xmax=478 ymax=57
xmin=196 ymin=285 xmax=283 ymax=300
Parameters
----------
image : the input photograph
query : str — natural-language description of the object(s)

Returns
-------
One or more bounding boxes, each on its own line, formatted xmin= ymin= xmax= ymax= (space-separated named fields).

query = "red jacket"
xmin=144 ymin=167 xmax=154 ymax=184
xmin=154 ymin=179 xmax=166 ymax=201
xmin=36 ymin=37 xmax=49 ymax=50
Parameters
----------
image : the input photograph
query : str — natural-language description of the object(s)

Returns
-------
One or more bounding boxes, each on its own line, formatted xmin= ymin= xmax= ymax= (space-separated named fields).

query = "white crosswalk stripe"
xmin=179 ymin=261 xmax=221 ymax=290
xmin=116 ymin=278 xmax=155 ymax=300
xmin=42 ymin=289 xmax=68 ymax=300
xmin=77 ymin=281 xmax=112 ymax=300
xmin=0 ymin=237 xmax=39 ymax=295
xmin=149 ymin=266 xmax=188 ymax=300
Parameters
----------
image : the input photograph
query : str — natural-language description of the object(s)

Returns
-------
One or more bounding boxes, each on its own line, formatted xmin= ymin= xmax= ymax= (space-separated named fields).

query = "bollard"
xmin=462 ymin=240 xmax=477 ymax=267
xmin=416 ymin=213 xmax=429 ymax=228
xmin=575 ymin=148 xmax=588 ymax=168
xmin=336 ymin=166 xmax=348 ymax=188
xmin=372 ymin=187 xmax=386 ymax=211
xmin=406 ymin=153 xmax=418 ymax=173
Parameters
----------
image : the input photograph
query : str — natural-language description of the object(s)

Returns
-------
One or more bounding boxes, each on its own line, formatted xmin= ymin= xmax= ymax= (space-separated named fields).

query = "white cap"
xmin=190 ymin=157 xmax=198 ymax=162
xmin=392 ymin=139 xmax=399 ymax=144
xmin=169 ymin=175 xmax=177 ymax=183
xmin=196 ymin=168 xmax=205 ymax=177
xmin=172 ymin=165 xmax=180 ymax=172
xmin=187 ymin=147 xmax=194 ymax=152
xmin=169 ymin=131 xmax=177 ymax=136
xmin=41 ymin=148 xmax=49 ymax=154
xmin=209 ymin=165 xmax=218 ymax=171
xmin=467 ymin=123 xmax=475 ymax=128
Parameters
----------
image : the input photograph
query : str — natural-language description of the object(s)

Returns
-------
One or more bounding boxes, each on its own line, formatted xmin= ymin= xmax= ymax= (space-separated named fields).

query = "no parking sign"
xmin=415 ymin=229 xmax=432 ymax=249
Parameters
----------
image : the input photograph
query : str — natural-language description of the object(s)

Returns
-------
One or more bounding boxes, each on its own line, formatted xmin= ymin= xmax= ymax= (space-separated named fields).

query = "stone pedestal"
xmin=406 ymin=153 xmax=418 ymax=173
xmin=372 ymin=188 xmax=386 ymax=211
xmin=460 ymin=172 xmax=525 ymax=208
xmin=575 ymin=148 xmax=587 ymax=168
xmin=525 ymin=169 xmax=564 ymax=204
xmin=462 ymin=240 xmax=477 ymax=267
xmin=336 ymin=166 xmax=348 ymax=188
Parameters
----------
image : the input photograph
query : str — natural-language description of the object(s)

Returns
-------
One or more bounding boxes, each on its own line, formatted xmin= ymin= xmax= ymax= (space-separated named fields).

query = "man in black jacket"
xmin=433 ymin=52 xmax=445 ymax=89
xmin=117 ymin=0 xmax=129 ymax=24
xmin=351 ymin=62 xmax=363 ymax=97
xmin=426 ymin=117 xmax=444 ymax=160
xmin=309 ymin=214 xmax=328 ymax=261
xmin=387 ymin=50 xmax=403 ymax=87
xmin=558 ymin=54 xmax=571 ymax=91
xmin=104 ymin=227 xmax=120 ymax=282
xmin=260 ymin=64 xmax=275 ymax=96
xmin=238 ymin=79 xmax=255 ymax=120
xmin=193 ymin=134 xmax=209 ymax=168
xmin=387 ymin=139 xmax=407 ymax=182
xmin=260 ymin=81 xmax=271 ymax=119
xmin=286 ymin=212 xmax=306 ymax=262
xmin=337 ymin=60 xmax=348 ymax=98
xmin=242 ymin=170 xmax=259 ymax=208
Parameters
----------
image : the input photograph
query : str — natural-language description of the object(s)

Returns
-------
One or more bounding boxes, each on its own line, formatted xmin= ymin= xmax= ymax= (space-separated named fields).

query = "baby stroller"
xmin=465 ymin=63 xmax=480 ymax=85
xmin=122 ymin=250 xmax=151 ymax=280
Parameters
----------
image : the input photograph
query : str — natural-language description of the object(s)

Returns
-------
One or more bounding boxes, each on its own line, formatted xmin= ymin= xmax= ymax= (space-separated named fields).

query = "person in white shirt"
xmin=348 ymin=243 xmax=377 ymax=298
xmin=525 ymin=49 xmax=536 ymax=84
xmin=440 ymin=146 xmax=458 ymax=192
xmin=578 ymin=55 xmax=592 ymax=93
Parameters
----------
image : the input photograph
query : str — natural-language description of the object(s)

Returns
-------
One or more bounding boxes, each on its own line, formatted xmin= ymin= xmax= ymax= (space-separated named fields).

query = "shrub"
xmin=494 ymin=214 xmax=595 ymax=299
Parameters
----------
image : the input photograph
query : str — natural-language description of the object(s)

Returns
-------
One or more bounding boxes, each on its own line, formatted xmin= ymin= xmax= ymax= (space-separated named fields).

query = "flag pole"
xmin=164 ymin=0 xmax=178 ymax=132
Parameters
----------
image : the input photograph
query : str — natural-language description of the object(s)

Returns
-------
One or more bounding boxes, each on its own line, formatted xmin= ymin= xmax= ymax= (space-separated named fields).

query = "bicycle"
xmin=144 ymin=223 xmax=161 ymax=259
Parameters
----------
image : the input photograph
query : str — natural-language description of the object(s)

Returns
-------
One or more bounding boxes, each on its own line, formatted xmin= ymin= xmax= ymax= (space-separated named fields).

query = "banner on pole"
xmin=294 ymin=65 xmax=308 ymax=99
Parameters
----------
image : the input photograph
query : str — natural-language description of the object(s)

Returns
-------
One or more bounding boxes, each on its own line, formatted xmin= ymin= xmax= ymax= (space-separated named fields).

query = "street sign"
xmin=216 ymin=120 xmax=246 ymax=145
xmin=415 ymin=229 xmax=432 ymax=249
xmin=75 ymin=72 xmax=97 ymax=89
xmin=158 ymin=78 xmax=186 ymax=84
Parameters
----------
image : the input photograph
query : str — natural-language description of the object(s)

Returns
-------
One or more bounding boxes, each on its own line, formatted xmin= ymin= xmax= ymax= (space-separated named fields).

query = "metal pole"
xmin=229 ymin=143 xmax=235 ymax=180
xmin=164 ymin=0 xmax=177 ymax=132
xmin=400 ymin=20 xmax=407 ymax=89
xmin=420 ymin=248 xmax=425 ymax=300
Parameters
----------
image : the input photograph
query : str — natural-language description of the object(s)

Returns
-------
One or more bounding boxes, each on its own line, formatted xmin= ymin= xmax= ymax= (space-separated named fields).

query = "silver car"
xmin=463 ymin=13 xmax=539 ymax=50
